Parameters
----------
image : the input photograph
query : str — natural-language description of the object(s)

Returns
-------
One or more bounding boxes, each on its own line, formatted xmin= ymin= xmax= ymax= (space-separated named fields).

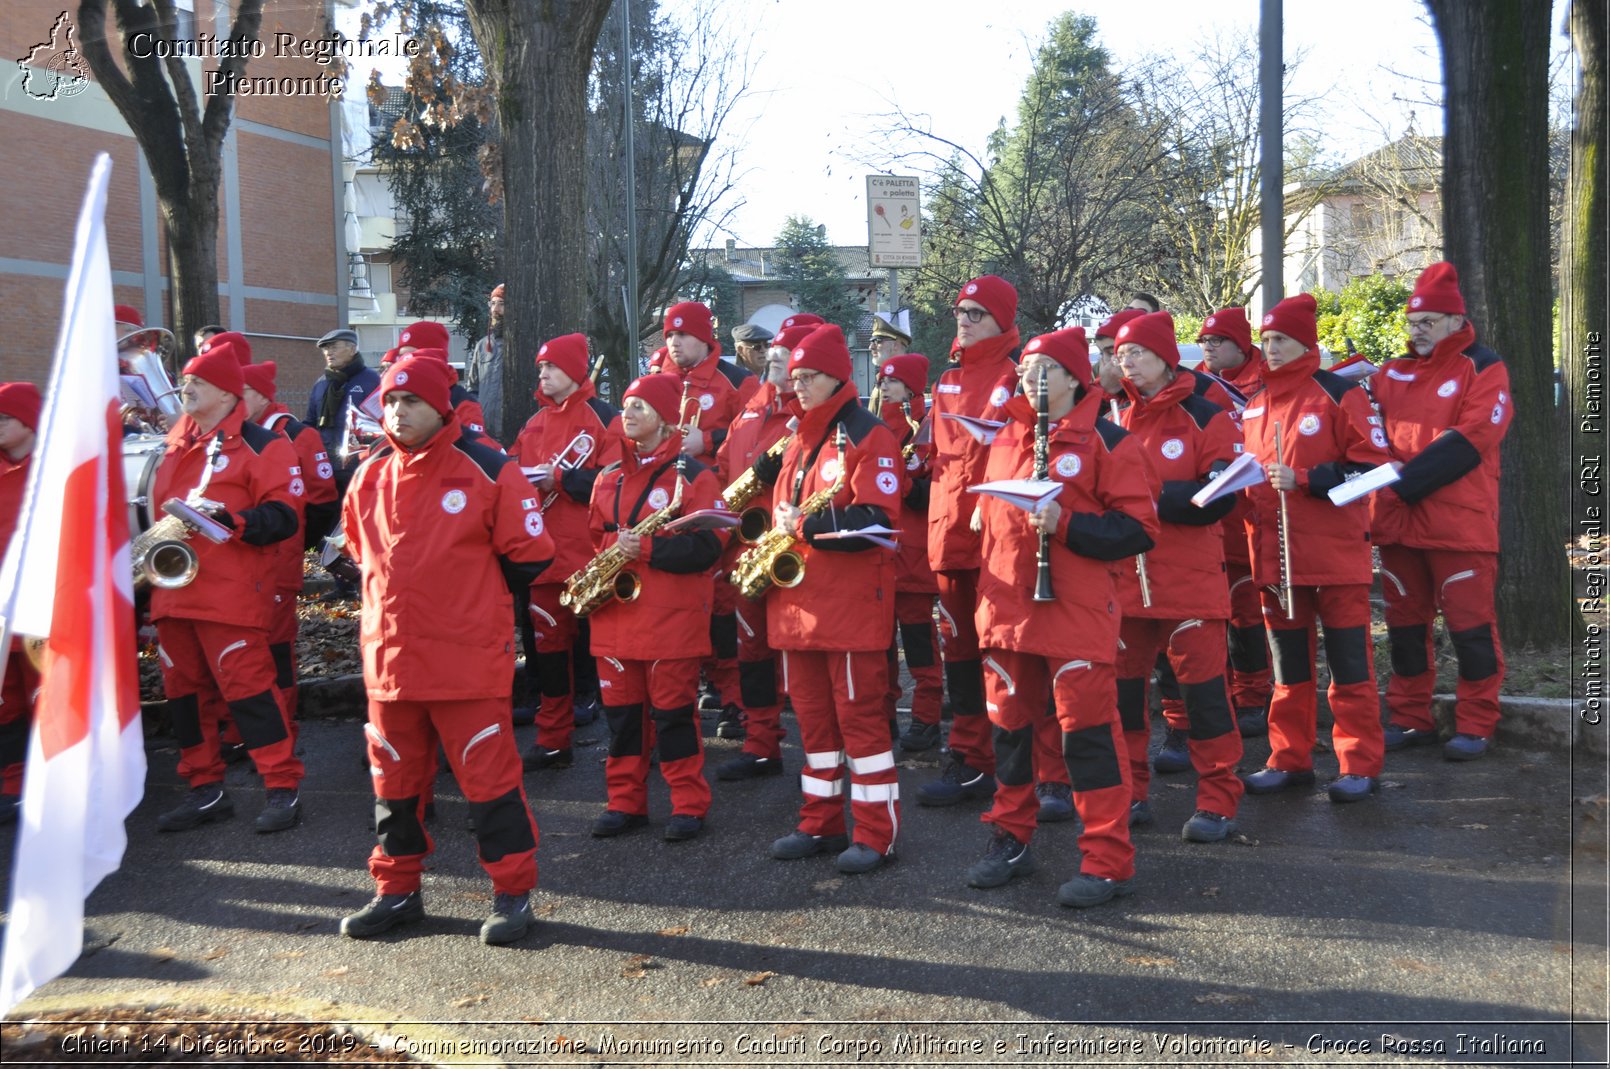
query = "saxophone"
xmin=722 ymin=424 xmax=794 ymax=544
xmin=559 ymin=454 xmax=687 ymax=617
xmin=729 ymin=426 xmax=846 ymax=599
xmin=131 ymin=433 xmax=228 ymax=591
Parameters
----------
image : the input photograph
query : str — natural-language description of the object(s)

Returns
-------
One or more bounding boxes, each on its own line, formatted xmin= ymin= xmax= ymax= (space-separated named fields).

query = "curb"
xmin=1433 ymin=693 xmax=1603 ymax=757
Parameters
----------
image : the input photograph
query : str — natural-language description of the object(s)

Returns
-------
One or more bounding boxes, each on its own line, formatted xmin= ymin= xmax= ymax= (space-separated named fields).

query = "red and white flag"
xmin=0 ymin=154 xmax=146 ymax=1015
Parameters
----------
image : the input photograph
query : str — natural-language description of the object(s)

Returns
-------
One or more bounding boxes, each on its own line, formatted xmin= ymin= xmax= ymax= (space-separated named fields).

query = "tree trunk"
xmin=163 ymin=188 xmax=221 ymax=361
xmin=1427 ymin=0 xmax=1571 ymax=648
xmin=1564 ymin=1 xmax=1607 ymax=528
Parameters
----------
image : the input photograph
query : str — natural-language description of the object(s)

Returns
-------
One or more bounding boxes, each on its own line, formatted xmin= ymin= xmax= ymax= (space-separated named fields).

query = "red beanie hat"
xmin=0 ymin=382 xmax=43 ymax=431
xmin=1022 ymin=327 xmax=1093 ymax=388
xmin=772 ymin=323 xmax=819 ymax=351
xmin=379 ymin=354 xmax=455 ymax=421
xmin=778 ymin=312 xmax=824 ymax=334
xmin=182 ymin=345 xmax=246 ymax=397
xmin=955 ymin=275 xmax=1017 ymax=329
xmin=241 ymin=360 xmax=277 ymax=401
xmin=622 ymin=372 xmax=683 ymax=425
xmin=490 ymin=283 xmax=506 ymax=300
xmin=877 ymin=352 xmax=930 ymax=396
xmin=113 ymin=305 xmax=143 ymax=328
xmin=1114 ymin=311 xmax=1182 ymax=369
xmin=1096 ymin=308 xmax=1145 ymax=340
xmin=1407 ymin=261 xmax=1466 ymax=315
xmin=200 ymin=330 xmax=253 ymax=364
xmin=398 ymin=320 xmax=451 ymax=352
xmin=787 ymin=324 xmax=853 ymax=384
xmin=1198 ymin=307 xmax=1253 ymax=355
xmin=663 ymin=302 xmax=715 ymax=349
xmin=1259 ymin=293 xmax=1320 ymax=351
xmin=535 ymin=333 xmax=590 ymax=383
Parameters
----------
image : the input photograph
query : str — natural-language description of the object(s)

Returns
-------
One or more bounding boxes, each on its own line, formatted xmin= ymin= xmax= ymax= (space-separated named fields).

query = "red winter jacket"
xmin=879 ymin=397 xmax=938 ymax=594
xmin=586 ymin=431 xmax=727 ymax=662
xmin=1114 ymin=373 xmax=1241 ymax=619
xmin=342 ymin=415 xmax=556 ymax=701
xmin=509 ymin=379 xmax=621 ymax=584
xmin=1369 ymin=322 xmax=1512 ymax=552
xmin=1241 ymin=351 xmax=1390 ymax=588
xmin=149 ymin=406 xmax=302 ymax=630
xmin=928 ymin=328 xmax=1020 ymax=573
xmin=0 ymin=452 xmax=28 ymax=560
xmin=715 ymin=381 xmax=795 ymax=485
xmin=666 ymin=348 xmax=747 ymax=468
xmin=767 ymin=383 xmax=902 ymax=653
xmin=975 ymin=389 xmax=1159 ymax=663
xmin=1207 ymin=357 xmax=1264 ymax=567
xmin=260 ymin=406 xmax=339 ymax=593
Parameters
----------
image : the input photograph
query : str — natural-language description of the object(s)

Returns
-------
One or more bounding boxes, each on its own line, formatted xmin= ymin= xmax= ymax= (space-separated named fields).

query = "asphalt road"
xmin=2 ymin=706 xmax=1606 ymax=1067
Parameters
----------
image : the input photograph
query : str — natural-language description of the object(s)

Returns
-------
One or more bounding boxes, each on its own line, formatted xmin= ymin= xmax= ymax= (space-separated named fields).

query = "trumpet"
xmin=722 ymin=423 xmax=795 ymax=544
xmin=560 ymin=454 xmax=687 ymax=617
xmin=131 ymin=434 xmax=230 ymax=590
xmin=729 ymin=426 xmax=846 ymax=599
xmin=532 ymin=430 xmax=597 ymax=510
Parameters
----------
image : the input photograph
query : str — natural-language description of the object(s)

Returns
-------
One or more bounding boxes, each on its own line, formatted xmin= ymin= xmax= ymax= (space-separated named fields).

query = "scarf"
xmin=318 ymin=354 xmax=367 ymax=430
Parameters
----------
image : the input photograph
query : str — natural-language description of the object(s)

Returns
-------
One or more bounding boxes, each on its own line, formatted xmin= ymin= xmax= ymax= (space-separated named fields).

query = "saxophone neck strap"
xmin=614 ymin=455 xmax=682 ymax=527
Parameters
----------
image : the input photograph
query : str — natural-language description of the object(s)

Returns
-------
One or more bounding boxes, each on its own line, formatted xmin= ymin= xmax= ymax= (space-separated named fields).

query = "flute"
xmin=1272 ymin=419 xmax=1294 ymax=620
xmin=1031 ymin=366 xmax=1054 ymax=602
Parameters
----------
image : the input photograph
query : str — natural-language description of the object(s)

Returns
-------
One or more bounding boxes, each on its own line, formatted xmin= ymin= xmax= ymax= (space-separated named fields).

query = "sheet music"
xmin=1190 ymin=452 xmax=1266 ymax=507
xmin=968 ymin=478 xmax=1062 ymax=514
xmin=1327 ymin=462 xmax=1401 ymax=506
xmin=941 ymin=412 xmax=1006 ymax=444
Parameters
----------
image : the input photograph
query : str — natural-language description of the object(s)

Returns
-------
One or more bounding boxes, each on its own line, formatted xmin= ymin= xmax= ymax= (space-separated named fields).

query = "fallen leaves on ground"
xmin=1124 ymin=955 xmax=1178 ymax=968
xmin=451 ymin=994 xmax=490 ymax=1008
xmin=657 ymin=925 xmax=690 ymax=937
xmin=621 ymin=954 xmax=660 ymax=979
xmin=744 ymin=971 xmax=777 ymax=986
xmin=200 ymin=946 xmax=228 ymax=961
xmin=1391 ymin=958 xmax=1439 ymax=973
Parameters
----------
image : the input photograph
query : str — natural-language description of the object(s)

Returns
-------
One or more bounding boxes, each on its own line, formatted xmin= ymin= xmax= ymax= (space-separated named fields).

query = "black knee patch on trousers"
xmin=899 ymin=620 xmax=936 ymax=668
xmin=169 ymin=693 xmax=203 ymax=748
xmin=992 ymin=724 xmax=1033 ymax=786
xmin=1388 ymin=624 xmax=1430 ymax=677
xmin=376 ymin=795 xmax=428 ymax=858
xmin=710 ymin=613 xmax=738 ymax=660
xmin=269 ymin=641 xmax=296 ymax=690
xmin=1062 ymin=725 xmax=1123 ymax=792
xmin=230 ymin=690 xmax=288 ymax=750
xmin=1228 ymin=624 xmax=1269 ymax=673
xmin=1269 ymin=629 xmax=1312 ymax=686
xmin=1116 ymin=678 xmax=1148 ymax=732
xmin=739 ymin=659 xmax=778 ymax=708
xmin=0 ymin=715 xmax=29 ymax=768
xmin=1322 ymin=625 xmax=1371 ymax=686
xmin=572 ymin=620 xmax=598 ymax=694
xmin=536 ymin=650 xmax=572 ymax=699
xmin=1183 ymin=676 xmax=1236 ymax=740
xmin=945 ymin=659 xmax=984 ymax=716
xmin=605 ymin=704 xmax=644 ymax=758
xmin=652 ymin=704 xmax=699 ymax=762
xmin=1450 ymin=623 xmax=1500 ymax=681
xmin=1153 ymin=652 xmax=1181 ymax=701
xmin=470 ymin=786 xmax=536 ymax=862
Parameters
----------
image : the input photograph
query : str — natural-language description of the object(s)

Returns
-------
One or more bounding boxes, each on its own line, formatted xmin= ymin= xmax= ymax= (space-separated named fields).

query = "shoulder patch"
xmin=1465 ymin=344 xmax=1505 ymax=374
xmin=453 ymin=433 xmax=512 ymax=483
xmin=1178 ymin=392 xmax=1223 ymax=432
xmin=836 ymin=403 xmax=885 ymax=447
xmin=715 ymin=361 xmax=751 ymax=389
xmin=238 ymin=420 xmax=279 ymax=456
xmin=1095 ymin=419 xmax=1129 ymax=453
xmin=586 ymin=396 xmax=620 ymax=425
xmin=1310 ymin=368 xmax=1359 ymax=406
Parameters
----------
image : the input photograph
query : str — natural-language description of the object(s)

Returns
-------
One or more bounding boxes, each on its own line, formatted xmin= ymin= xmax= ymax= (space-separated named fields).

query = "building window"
xmin=172 ymin=0 xmax=196 ymax=40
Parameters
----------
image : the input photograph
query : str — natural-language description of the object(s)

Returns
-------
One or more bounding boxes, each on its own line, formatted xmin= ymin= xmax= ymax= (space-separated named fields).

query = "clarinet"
xmin=1032 ymin=367 xmax=1054 ymax=602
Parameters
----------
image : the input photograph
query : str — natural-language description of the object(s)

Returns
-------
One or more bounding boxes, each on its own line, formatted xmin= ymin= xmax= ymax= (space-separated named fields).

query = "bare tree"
xmin=1319 ymin=133 xmax=1444 ymax=281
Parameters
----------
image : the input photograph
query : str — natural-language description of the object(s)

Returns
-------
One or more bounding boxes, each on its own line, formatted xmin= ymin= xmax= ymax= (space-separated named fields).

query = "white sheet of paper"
xmin=815 ymin=525 xmax=899 ymax=549
xmin=1331 ymin=358 xmax=1379 ymax=380
xmin=969 ymin=478 xmax=1062 ymax=514
xmin=1191 ymin=451 xmax=1266 ymax=507
xmin=663 ymin=509 xmax=742 ymax=533
xmin=941 ymin=412 xmax=1006 ymax=444
xmin=1327 ymin=462 xmax=1401 ymax=506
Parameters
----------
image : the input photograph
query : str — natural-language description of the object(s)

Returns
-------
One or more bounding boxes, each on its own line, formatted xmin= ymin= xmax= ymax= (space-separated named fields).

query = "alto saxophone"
xmin=559 ymin=455 xmax=687 ymax=617
xmin=729 ymin=426 xmax=846 ymax=599
xmin=131 ymin=433 xmax=229 ymax=591
xmin=722 ymin=426 xmax=794 ymax=544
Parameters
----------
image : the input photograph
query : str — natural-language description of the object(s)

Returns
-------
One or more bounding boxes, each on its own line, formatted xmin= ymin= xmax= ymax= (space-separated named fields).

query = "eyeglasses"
xmin=953 ymin=306 xmax=989 ymax=323
xmin=1200 ymin=336 xmax=1229 ymax=348
xmin=1407 ymin=314 xmax=1447 ymax=332
xmin=789 ymin=371 xmax=824 ymax=388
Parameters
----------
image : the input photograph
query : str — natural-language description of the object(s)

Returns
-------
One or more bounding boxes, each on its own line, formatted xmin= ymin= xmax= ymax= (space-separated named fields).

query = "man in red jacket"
xmin=1240 ymin=294 xmax=1391 ymax=803
xmin=1372 ymin=263 xmax=1512 ymax=761
xmin=340 ymin=355 xmax=555 ymax=945
xmin=509 ymin=334 xmax=620 ymax=771
xmin=584 ymin=373 xmax=726 ymax=842
xmin=919 ymin=276 xmax=1021 ymax=807
xmin=969 ymin=326 xmax=1158 ymax=905
xmin=764 ymin=325 xmax=903 ymax=874
xmin=1110 ymin=312 xmax=1245 ymax=842
xmin=148 ymin=344 xmax=306 ymax=835
xmin=0 ymin=383 xmax=41 ymax=824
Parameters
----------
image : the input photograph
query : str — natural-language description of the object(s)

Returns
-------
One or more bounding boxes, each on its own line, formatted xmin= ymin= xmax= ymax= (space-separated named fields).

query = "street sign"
xmin=866 ymin=175 xmax=921 ymax=268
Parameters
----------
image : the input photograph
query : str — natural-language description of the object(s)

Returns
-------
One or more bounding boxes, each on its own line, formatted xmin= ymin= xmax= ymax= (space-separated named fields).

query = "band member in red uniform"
xmin=0 ymin=383 xmax=41 ymax=824
xmin=585 ymin=373 xmax=726 ymax=842
xmin=396 ymin=320 xmax=494 ymax=441
xmin=920 ymin=276 xmax=1021 ymax=807
xmin=148 ymin=343 xmax=307 ymax=835
xmin=1372 ymin=262 xmax=1512 ymax=761
xmin=969 ymin=326 xmax=1157 ymax=905
xmin=764 ymin=325 xmax=903 ymax=874
xmin=509 ymin=334 xmax=619 ymax=771
xmin=1240 ymin=294 xmax=1391 ymax=803
xmin=339 ymin=355 xmax=554 ymax=944
xmin=1109 ymin=312 xmax=1245 ymax=842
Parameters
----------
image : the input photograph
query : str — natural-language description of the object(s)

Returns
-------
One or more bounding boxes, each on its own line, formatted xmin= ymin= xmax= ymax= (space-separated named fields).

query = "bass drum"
xmin=122 ymin=433 xmax=168 ymax=534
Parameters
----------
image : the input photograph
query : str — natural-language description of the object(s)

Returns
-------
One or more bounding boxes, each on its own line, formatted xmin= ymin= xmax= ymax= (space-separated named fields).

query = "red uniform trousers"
xmin=1379 ymin=546 xmax=1504 ymax=738
xmin=364 ymin=697 xmax=538 ymax=896
xmin=1 ymin=646 xmax=40 ymax=795
xmin=157 ymin=617 xmax=303 ymax=790
xmin=1226 ymin=562 xmax=1273 ymax=711
xmin=598 ymin=656 xmax=710 ymax=819
xmin=703 ymin=579 xmax=741 ymax=707
xmin=935 ymin=569 xmax=993 ymax=774
xmin=885 ymin=593 xmax=942 ymax=727
xmin=735 ymin=598 xmax=784 ymax=762
xmin=1261 ymin=585 xmax=1384 ymax=778
xmin=527 ymin=583 xmax=580 ymax=751
xmin=219 ymin=592 xmax=301 ymax=750
xmin=1116 ymin=618 xmax=1244 ymax=819
xmin=782 ymin=648 xmax=899 ymax=854
xmin=981 ymin=649 xmax=1134 ymax=881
